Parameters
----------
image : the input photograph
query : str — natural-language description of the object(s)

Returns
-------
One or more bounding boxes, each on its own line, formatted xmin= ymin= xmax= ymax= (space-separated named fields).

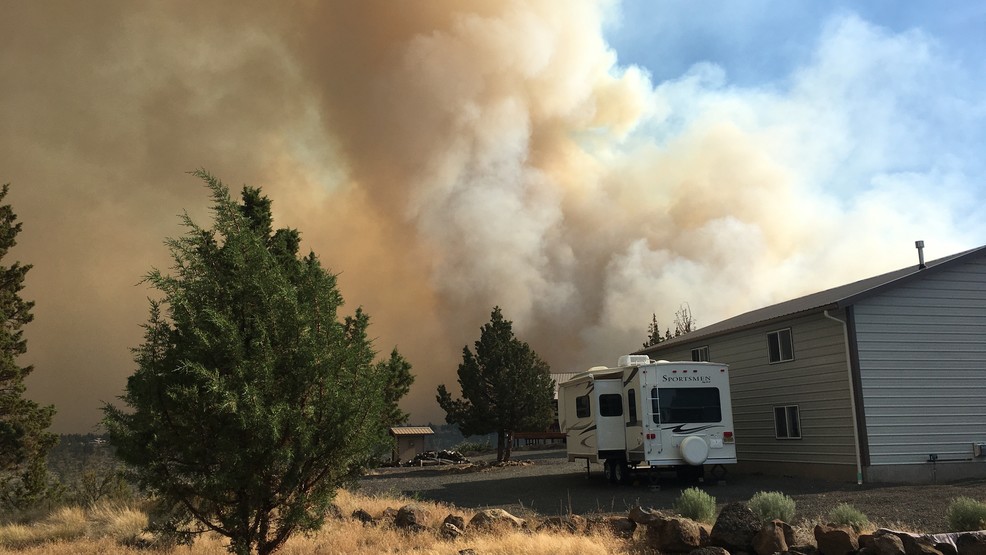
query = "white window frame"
xmin=691 ymin=345 xmax=710 ymax=362
xmin=767 ymin=328 xmax=794 ymax=363
xmin=774 ymin=405 xmax=801 ymax=439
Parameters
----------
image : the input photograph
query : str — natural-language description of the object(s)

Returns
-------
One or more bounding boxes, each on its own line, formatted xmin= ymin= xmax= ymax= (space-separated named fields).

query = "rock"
xmin=469 ymin=508 xmax=526 ymax=530
xmin=647 ymin=516 xmax=704 ymax=553
xmin=869 ymin=531 xmax=905 ymax=555
xmin=711 ymin=502 xmax=762 ymax=552
xmin=351 ymin=508 xmax=375 ymax=525
xmin=443 ymin=514 xmax=466 ymax=531
xmin=459 ymin=550 xmax=478 ymax=555
xmin=440 ymin=522 xmax=465 ymax=540
xmin=753 ymin=520 xmax=789 ymax=555
xmin=937 ymin=542 xmax=958 ymax=555
xmin=395 ymin=504 xmax=428 ymax=532
xmin=814 ymin=523 xmax=859 ymax=555
xmin=901 ymin=534 xmax=944 ymax=555
xmin=689 ymin=547 xmax=731 ymax=555
xmin=957 ymin=534 xmax=986 ymax=555
xmin=606 ymin=516 xmax=638 ymax=540
xmin=537 ymin=515 xmax=587 ymax=534
xmin=629 ymin=506 xmax=665 ymax=526
xmin=382 ymin=507 xmax=399 ymax=520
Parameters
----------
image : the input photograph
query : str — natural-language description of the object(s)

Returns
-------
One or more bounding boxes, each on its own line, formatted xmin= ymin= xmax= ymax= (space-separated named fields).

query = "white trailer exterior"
xmin=558 ymin=355 xmax=737 ymax=482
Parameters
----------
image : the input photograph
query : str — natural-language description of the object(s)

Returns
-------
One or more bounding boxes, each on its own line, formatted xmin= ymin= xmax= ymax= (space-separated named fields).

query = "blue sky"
xmin=607 ymin=1 xmax=986 ymax=86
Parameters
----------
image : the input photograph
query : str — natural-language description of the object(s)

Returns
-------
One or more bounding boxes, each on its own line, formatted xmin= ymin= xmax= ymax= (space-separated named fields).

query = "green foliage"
xmin=103 ymin=171 xmax=390 ymax=555
xmin=674 ymin=487 xmax=717 ymax=523
xmin=377 ymin=348 xmax=414 ymax=428
xmin=828 ymin=503 xmax=869 ymax=531
xmin=436 ymin=306 xmax=554 ymax=462
xmin=0 ymin=183 xmax=57 ymax=510
xmin=47 ymin=435 xmax=135 ymax=506
xmin=747 ymin=491 xmax=797 ymax=522
xmin=643 ymin=313 xmax=665 ymax=348
xmin=946 ymin=497 xmax=986 ymax=532
xmin=453 ymin=439 xmax=493 ymax=455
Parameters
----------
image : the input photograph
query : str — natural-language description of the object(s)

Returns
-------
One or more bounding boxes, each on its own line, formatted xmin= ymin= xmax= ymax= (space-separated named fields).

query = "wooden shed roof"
xmin=389 ymin=426 xmax=434 ymax=436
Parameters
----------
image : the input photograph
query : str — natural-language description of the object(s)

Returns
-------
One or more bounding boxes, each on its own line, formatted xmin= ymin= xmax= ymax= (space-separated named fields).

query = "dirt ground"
xmin=359 ymin=447 xmax=986 ymax=533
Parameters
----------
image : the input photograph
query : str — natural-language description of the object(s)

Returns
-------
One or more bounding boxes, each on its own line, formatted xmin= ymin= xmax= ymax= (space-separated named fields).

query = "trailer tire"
xmin=613 ymin=460 xmax=629 ymax=484
xmin=603 ymin=460 xmax=616 ymax=483
xmin=680 ymin=436 xmax=710 ymax=465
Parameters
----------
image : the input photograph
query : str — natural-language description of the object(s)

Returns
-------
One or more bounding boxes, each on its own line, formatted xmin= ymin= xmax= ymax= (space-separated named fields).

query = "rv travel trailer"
xmin=558 ymin=355 xmax=736 ymax=483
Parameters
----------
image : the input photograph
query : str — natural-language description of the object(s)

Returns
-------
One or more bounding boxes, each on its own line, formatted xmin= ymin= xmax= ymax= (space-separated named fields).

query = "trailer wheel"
xmin=613 ymin=460 xmax=629 ymax=484
xmin=603 ymin=459 xmax=616 ymax=483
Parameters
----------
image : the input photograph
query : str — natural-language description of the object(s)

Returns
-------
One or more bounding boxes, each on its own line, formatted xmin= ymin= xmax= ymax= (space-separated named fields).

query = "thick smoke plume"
xmin=2 ymin=1 xmax=981 ymax=431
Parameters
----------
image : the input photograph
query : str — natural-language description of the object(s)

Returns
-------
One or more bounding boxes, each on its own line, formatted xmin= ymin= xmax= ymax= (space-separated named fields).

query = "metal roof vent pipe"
xmin=915 ymin=240 xmax=926 ymax=269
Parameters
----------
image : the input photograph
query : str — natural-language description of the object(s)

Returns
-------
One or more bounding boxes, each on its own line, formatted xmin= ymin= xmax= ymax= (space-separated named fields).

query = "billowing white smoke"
xmin=3 ymin=1 xmax=982 ymax=430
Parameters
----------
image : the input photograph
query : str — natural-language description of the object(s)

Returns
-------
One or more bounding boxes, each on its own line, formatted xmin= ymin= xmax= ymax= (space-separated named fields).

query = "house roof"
xmin=389 ymin=426 xmax=434 ymax=436
xmin=637 ymin=244 xmax=986 ymax=355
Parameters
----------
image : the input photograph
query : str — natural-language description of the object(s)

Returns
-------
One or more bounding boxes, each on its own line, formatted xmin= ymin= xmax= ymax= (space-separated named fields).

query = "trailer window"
xmin=627 ymin=389 xmax=638 ymax=424
xmin=599 ymin=394 xmax=623 ymax=417
xmin=575 ymin=395 xmax=590 ymax=418
xmin=650 ymin=387 xmax=722 ymax=424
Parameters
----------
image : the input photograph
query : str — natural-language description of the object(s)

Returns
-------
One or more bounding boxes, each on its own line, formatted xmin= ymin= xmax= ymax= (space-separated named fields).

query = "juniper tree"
xmin=436 ymin=306 xmax=554 ymax=462
xmin=104 ymin=171 xmax=389 ymax=555
xmin=0 ymin=183 xmax=56 ymax=509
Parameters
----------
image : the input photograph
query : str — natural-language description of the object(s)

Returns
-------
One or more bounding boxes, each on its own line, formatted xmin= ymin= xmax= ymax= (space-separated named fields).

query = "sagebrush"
xmin=674 ymin=487 xmax=717 ymax=523
xmin=828 ymin=503 xmax=869 ymax=531
xmin=946 ymin=497 xmax=986 ymax=532
xmin=748 ymin=490 xmax=796 ymax=522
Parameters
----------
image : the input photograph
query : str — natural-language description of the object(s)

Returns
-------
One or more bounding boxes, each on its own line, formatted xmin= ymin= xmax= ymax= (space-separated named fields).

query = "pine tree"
xmin=103 ymin=171 xmax=388 ymax=555
xmin=642 ymin=313 xmax=663 ymax=348
xmin=0 ymin=183 xmax=56 ymax=508
xmin=436 ymin=306 xmax=554 ymax=462
xmin=377 ymin=348 xmax=414 ymax=427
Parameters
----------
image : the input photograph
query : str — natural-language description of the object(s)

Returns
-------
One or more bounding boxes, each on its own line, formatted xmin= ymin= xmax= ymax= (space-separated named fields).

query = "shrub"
xmin=946 ymin=497 xmax=986 ymax=532
xmin=748 ymin=491 xmax=796 ymax=522
xmin=674 ymin=487 xmax=717 ymax=523
xmin=828 ymin=503 xmax=869 ymax=531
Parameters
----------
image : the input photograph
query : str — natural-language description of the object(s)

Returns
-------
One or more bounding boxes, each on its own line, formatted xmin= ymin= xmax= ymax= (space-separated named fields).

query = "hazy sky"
xmin=3 ymin=1 xmax=984 ymax=433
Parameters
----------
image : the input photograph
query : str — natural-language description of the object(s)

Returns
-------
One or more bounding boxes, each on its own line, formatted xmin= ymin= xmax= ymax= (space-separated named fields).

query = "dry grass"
xmin=0 ymin=490 xmax=635 ymax=554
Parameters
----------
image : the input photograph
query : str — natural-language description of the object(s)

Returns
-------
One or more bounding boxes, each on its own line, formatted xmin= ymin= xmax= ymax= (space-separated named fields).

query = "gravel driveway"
xmin=359 ymin=447 xmax=986 ymax=533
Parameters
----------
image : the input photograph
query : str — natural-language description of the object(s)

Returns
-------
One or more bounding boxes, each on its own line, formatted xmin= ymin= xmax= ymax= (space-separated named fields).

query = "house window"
xmin=691 ymin=346 xmax=710 ymax=362
xmin=774 ymin=405 xmax=801 ymax=439
xmin=575 ymin=395 xmax=591 ymax=418
xmin=599 ymin=394 xmax=623 ymax=417
xmin=767 ymin=328 xmax=794 ymax=363
xmin=627 ymin=389 xmax=638 ymax=424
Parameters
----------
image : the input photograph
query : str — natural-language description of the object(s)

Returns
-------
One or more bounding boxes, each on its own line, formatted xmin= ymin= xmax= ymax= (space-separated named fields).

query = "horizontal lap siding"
xmin=854 ymin=258 xmax=986 ymax=465
xmin=653 ymin=313 xmax=855 ymax=465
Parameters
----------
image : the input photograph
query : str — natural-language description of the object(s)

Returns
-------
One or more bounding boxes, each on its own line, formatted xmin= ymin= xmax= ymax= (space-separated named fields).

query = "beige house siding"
xmin=646 ymin=312 xmax=856 ymax=478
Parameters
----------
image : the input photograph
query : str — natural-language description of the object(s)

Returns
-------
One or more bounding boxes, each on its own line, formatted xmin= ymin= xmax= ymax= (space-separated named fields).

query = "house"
xmin=389 ymin=426 xmax=434 ymax=463
xmin=635 ymin=243 xmax=986 ymax=483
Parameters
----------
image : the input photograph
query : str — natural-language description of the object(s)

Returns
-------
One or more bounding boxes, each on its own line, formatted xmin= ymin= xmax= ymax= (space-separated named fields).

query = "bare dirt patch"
xmin=360 ymin=447 xmax=986 ymax=532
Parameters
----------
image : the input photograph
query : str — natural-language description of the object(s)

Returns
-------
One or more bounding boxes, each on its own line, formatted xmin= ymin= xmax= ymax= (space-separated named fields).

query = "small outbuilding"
xmin=389 ymin=426 xmax=435 ymax=463
xmin=636 ymin=243 xmax=986 ymax=483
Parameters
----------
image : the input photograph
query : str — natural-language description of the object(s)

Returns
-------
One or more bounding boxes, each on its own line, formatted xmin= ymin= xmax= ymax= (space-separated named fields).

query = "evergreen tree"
xmin=377 ymin=348 xmax=414 ymax=427
xmin=642 ymin=313 xmax=663 ymax=348
xmin=104 ymin=171 xmax=388 ymax=555
xmin=0 ymin=183 xmax=56 ymax=509
xmin=436 ymin=307 xmax=553 ymax=462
